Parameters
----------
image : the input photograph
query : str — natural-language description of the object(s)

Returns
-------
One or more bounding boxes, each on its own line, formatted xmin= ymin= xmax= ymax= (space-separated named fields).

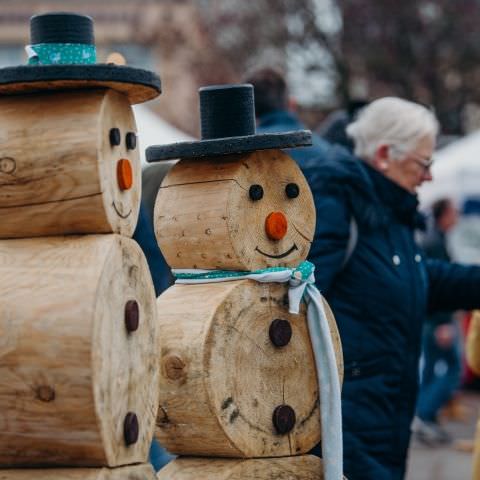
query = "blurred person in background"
xmin=316 ymin=99 xmax=368 ymax=151
xmin=244 ymin=67 xmax=330 ymax=167
xmin=300 ymin=97 xmax=480 ymax=480
xmin=446 ymin=198 xmax=480 ymax=392
xmin=448 ymin=198 xmax=480 ymax=265
xmin=133 ymin=162 xmax=176 ymax=471
xmin=134 ymin=162 xmax=176 ymax=297
xmin=413 ymin=198 xmax=461 ymax=445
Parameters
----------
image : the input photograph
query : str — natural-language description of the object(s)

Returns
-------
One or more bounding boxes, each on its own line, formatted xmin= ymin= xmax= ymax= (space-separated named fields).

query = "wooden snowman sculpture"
xmin=466 ymin=311 xmax=480 ymax=479
xmin=0 ymin=13 xmax=162 ymax=480
xmin=147 ymin=85 xmax=344 ymax=479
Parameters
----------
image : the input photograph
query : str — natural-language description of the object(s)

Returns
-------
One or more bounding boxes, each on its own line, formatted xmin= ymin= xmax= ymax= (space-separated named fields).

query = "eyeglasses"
xmin=389 ymin=146 xmax=434 ymax=171
xmin=409 ymin=152 xmax=434 ymax=171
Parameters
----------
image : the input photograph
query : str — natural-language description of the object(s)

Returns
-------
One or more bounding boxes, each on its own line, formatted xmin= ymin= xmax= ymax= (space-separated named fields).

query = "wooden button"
xmin=125 ymin=300 xmax=139 ymax=333
xmin=124 ymin=412 xmax=139 ymax=446
xmin=269 ymin=319 xmax=292 ymax=347
xmin=272 ymin=404 xmax=296 ymax=434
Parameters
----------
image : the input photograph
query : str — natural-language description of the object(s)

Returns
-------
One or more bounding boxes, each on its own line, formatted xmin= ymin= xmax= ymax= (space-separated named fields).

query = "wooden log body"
xmin=154 ymin=150 xmax=315 ymax=270
xmin=156 ymin=280 xmax=343 ymax=457
xmin=156 ymin=455 xmax=338 ymax=479
xmin=0 ymin=464 xmax=156 ymax=480
xmin=0 ymin=89 xmax=140 ymax=238
xmin=0 ymin=235 xmax=158 ymax=467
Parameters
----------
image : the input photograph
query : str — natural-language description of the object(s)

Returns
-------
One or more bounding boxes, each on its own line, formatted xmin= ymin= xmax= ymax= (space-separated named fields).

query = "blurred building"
xmin=0 ymin=0 xmax=233 ymax=136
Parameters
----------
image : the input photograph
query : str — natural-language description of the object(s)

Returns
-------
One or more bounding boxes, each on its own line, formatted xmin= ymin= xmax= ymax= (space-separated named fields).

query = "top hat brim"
xmin=146 ymin=130 xmax=312 ymax=162
xmin=0 ymin=64 xmax=161 ymax=104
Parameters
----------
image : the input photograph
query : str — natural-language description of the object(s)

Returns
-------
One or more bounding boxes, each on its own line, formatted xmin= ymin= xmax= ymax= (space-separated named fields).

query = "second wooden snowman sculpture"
xmin=147 ymin=84 xmax=344 ymax=479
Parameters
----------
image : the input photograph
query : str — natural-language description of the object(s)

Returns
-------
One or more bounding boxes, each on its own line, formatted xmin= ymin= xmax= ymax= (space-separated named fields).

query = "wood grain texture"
xmin=154 ymin=150 xmax=315 ymax=270
xmin=466 ymin=311 xmax=480 ymax=375
xmin=156 ymin=455 xmax=332 ymax=479
xmin=0 ymin=235 xmax=158 ymax=467
xmin=0 ymin=464 xmax=156 ymax=480
xmin=156 ymin=280 xmax=343 ymax=457
xmin=0 ymin=89 xmax=140 ymax=238
xmin=473 ymin=417 xmax=480 ymax=480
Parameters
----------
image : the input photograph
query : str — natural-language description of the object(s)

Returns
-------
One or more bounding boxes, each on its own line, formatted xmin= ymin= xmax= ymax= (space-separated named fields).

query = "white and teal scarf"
xmin=174 ymin=261 xmax=343 ymax=480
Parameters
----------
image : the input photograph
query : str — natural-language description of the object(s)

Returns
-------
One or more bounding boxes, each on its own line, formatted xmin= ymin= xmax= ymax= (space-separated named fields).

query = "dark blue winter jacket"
xmin=257 ymin=110 xmax=330 ymax=163
xmin=302 ymin=145 xmax=480 ymax=479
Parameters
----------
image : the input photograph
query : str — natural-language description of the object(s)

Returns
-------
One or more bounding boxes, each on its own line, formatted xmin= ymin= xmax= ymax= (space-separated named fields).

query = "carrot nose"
xmin=265 ymin=211 xmax=288 ymax=240
xmin=117 ymin=158 xmax=133 ymax=191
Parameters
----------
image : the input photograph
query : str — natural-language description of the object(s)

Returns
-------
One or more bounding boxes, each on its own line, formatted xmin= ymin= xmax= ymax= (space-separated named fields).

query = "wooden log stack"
xmin=0 ymin=12 xmax=161 ymax=480
xmin=151 ymin=90 xmax=345 ymax=479
xmin=0 ymin=236 xmax=157 ymax=468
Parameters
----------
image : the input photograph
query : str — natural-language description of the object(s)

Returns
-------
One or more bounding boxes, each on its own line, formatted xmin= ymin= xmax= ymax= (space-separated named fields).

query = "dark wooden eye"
xmin=126 ymin=132 xmax=137 ymax=150
xmin=249 ymin=184 xmax=264 ymax=201
xmin=109 ymin=128 xmax=121 ymax=146
xmin=286 ymin=183 xmax=299 ymax=198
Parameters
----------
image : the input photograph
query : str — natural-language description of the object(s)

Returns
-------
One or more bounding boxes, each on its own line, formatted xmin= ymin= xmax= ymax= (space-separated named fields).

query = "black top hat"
xmin=146 ymin=84 xmax=311 ymax=161
xmin=0 ymin=12 xmax=161 ymax=104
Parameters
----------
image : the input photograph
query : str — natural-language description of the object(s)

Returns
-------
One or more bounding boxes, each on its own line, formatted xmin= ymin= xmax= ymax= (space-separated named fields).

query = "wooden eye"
xmin=126 ymin=132 xmax=137 ymax=150
xmin=249 ymin=184 xmax=264 ymax=201
xmin=285 ymin=183 xmax=299 ymax=199
xmin=109 ymin=128 xmax=121 ymax=146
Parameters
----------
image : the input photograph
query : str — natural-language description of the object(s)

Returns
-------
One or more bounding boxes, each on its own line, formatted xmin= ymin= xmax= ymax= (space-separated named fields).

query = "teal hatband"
xmin=26 ymin=43 xmax=96 ymax=65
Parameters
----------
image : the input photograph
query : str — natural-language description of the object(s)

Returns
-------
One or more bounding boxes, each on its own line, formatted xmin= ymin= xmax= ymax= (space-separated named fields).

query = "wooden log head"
xmin=154 ymin=149 xmax=315 ymax=270
xmin=0 ymin=235 xmax=158 ymax=467
xmin=0 ymin=89 xmax=140 ymax=238
xmin=155 ymin=280 xmax=343 ymax=457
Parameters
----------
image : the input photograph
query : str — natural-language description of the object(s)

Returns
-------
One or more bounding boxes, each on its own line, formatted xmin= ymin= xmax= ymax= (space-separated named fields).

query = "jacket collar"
xmin=258 ymin=110 xmax=302 ymax=129
xmin=317 ymin=146 xmax=425 ymax=230
xmin=362 ymin=163 xmax=422 ymax=228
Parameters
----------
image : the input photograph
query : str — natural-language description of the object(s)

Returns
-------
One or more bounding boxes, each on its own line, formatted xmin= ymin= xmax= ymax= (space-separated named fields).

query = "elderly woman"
xmin=305 ymin=97 xmax=480 ymax=479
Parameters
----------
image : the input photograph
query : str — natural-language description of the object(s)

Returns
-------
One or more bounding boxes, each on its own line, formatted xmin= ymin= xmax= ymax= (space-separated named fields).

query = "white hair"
xmin=346 ymin=97 xmax=439 ymax=162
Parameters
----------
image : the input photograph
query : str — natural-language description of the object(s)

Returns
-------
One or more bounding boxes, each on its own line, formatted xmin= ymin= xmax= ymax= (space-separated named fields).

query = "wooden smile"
xmin=112 ymin=201 xmax=132 ymax=219
xmin=255 ymin=243 xmax=298 ymax=259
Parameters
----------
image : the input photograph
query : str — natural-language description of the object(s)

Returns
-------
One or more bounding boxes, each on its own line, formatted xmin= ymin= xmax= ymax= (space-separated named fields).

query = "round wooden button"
xmin=272 ymin=404 xmax=296 ymax=434
xmin=269 ymin=319 xmax=292 ymax=347
xmin=124 ymin=412 xmax=139 ymax=446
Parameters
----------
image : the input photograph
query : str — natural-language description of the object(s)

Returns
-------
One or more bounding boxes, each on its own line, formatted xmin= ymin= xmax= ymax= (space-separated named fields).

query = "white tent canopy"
xmin=419 ymin=131 xmax=480 ymax=208
xmin=133 ymin=104 xmax=194 ymax=165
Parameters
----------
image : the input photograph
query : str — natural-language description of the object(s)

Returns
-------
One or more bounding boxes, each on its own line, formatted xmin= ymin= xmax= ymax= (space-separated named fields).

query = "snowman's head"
xmin=98 ymin=89 xmax=141 ymax=236
xmin=155 ymin=149 xmax=315 ymax=271
xmin=228 ymin=149 xmax=315 ymax=269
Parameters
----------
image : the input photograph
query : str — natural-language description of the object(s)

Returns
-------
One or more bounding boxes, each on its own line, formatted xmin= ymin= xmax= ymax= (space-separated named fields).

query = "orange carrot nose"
xmin=265 ymin=211 xmax=288 ymax=241
xmin=117 ymin=159 xmax=133 ymax=191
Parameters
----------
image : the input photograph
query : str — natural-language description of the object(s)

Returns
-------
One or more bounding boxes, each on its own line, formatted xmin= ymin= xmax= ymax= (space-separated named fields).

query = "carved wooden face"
xmin=155 ymin=149 xmax=315 ymax=270
xmin=98 ymin=89 xmax=141 ymax=236
xmin=0 ymin=89 xmax=140 ymax=238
